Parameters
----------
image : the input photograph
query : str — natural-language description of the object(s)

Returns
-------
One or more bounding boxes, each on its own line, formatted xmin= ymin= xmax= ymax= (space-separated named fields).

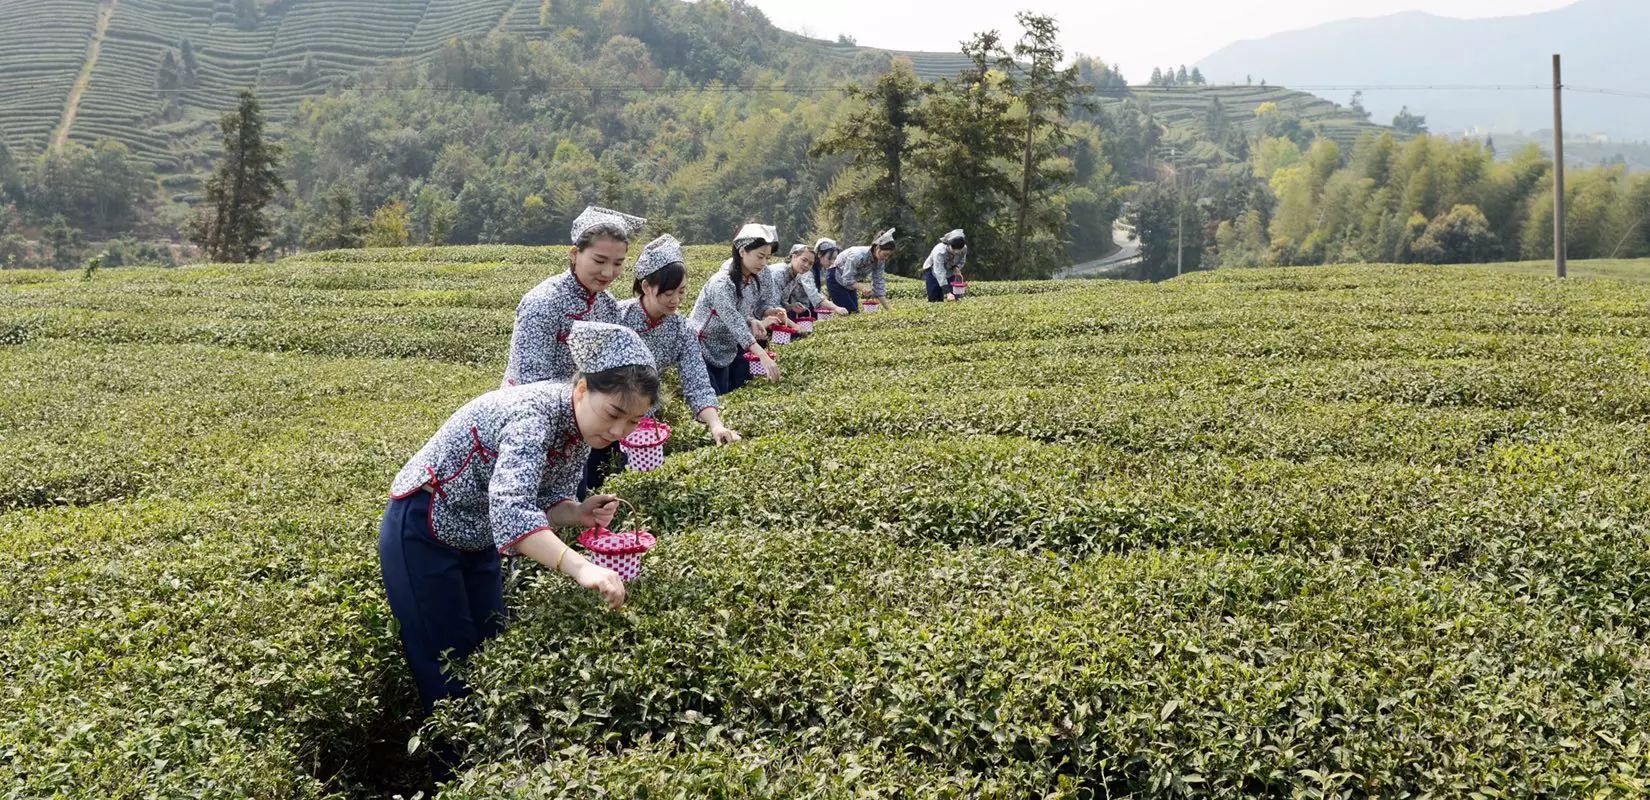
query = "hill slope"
xmin=0 ymin=0 xmax=974 ymax=178
xmin=1196 ymin=0 xmax=1650 ymax=139
xmin=1123 ymin=83 xmax=1392 ymax=150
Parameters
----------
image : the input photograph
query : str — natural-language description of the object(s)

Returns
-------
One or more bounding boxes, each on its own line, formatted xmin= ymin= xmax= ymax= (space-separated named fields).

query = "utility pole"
xmin=1553 ymin=53 xmax=1567 ymax=279
xmin=1166 ymin=147 xmax=1184 ymax=278
xmin=1176 ymin=176 xmax=1184 ymax=278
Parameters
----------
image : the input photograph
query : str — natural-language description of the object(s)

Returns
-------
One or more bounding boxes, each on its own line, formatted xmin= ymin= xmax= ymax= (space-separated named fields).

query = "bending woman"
xmin=812 ymin=237 xmax=840 ymax=296
xmin=585 ymin=235 xmax=744 ymax=492
xmin=688 ymin=223 xmax=784 ymax=394
xmin=381 ymin=321 xmax=657 ymax=730
xmin=504 ymin=205 xmax=648 ymax=386
xmin=766 ymin=243 xmax=848 ymax=320
xmin=924 ymin=229 xmax=967 ymax=302
xmin=824 ymin=228 xmax=897 ymax=314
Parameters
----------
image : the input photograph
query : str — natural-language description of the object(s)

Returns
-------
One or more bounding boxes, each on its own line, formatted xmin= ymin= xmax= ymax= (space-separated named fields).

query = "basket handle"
xmin=602 ymin=498 xmax=645 ymax=546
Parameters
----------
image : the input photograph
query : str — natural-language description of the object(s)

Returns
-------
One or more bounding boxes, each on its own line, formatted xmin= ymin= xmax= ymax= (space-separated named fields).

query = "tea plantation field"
xmin=2 ymin=249 xmax=1649 ymax=797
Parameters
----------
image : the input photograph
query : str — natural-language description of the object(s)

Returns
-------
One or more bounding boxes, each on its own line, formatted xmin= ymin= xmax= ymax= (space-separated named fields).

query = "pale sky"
xmin=750 ymin=0 xmax=1580 ymax=80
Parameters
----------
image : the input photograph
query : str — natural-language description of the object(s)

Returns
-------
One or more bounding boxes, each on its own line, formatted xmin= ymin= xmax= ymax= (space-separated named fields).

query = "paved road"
xmin=1057 ymin=223 xmax=1141 ymax=279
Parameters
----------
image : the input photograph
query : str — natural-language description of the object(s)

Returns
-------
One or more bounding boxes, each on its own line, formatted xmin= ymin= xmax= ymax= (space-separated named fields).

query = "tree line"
xmin=1127 ymin=99 xmax=1650 ymax=280
xmin=247 ymin=8 xmax=1119 ymax=279
xmin=4 ymin=0 xmax=1647 ymax=277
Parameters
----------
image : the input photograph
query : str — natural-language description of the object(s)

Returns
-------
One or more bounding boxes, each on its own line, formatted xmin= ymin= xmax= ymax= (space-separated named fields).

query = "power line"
xmin=43 ymin=78 xmax=1650 ymax=101
xmin=1566 ymin=85 xmax=1650 ymax=101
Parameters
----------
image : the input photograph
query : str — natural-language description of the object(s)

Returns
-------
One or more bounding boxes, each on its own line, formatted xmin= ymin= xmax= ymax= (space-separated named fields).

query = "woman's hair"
xmin=570 ymin=222 xmax=633 ymax=269
xmin=632 ymin=261 xmax=687 ymax=296
xmin=580 ymin=365 xmax=661 ymax=407
xmin=576 ymin=222 xmax=633 ymax=250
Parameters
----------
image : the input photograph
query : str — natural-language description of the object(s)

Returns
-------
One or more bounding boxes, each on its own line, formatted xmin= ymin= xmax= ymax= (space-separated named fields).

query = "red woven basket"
xmin=770 ymin=323 xmax=799 ymax=346
xmin=619 ymin=417 xmax=671 ymax=472
xmin=744 ymin=350 xmax=777 ymax=377
xmin=577 ymin=502 xmax=656 ymax=583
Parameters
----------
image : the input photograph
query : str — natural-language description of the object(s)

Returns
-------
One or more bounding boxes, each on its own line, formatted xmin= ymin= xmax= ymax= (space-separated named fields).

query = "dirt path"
xmin=51 ymin=0 xmax=119 ymax=152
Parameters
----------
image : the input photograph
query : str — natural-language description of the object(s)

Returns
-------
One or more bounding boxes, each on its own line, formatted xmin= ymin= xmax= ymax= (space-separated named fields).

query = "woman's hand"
xmin=758 ymin=352 xmax=781 ymax=382
xmin=855 ymin=282 xmax=872 ymax=298
xmin=578 ymin=494 xmax=619 ymax=529
xmin=710 ymin=424 xmax=742 ymax=445
xmin=572 ymin=561 xmax=627 ymax=609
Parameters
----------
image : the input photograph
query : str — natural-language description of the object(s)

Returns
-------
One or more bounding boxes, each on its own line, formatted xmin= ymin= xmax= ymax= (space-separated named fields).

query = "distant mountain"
xmin=1196 ymin=0 xmax=1650 ymax=140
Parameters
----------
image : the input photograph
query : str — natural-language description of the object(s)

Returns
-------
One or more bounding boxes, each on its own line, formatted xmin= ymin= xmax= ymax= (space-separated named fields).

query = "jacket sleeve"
xmin=488 ymin=413 xmax=559 ymax=554
xmin=674 ymin=326 xmax=721 ymax=416
xmin=709 ymin=279 xmax=758 ymax=352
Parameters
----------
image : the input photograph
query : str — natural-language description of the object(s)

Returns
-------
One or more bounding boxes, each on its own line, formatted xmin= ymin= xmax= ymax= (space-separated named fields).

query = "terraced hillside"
xmin=0 ymin=0 xmax=980 ymax=184
xmin=1122 ymin=84 xmax=1394 ymax=149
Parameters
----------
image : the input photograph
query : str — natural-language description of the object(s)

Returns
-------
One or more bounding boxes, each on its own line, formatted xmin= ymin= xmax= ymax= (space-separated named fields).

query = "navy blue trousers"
xmin=925 ymin=271 xmax=947 ymax=302
xmin=707 ymin=352 xmax=753 ymax=395
xmin=826 ymin=276 xmax=860 ymax=314
xmin=378 ymin=491 xmax=505 ymax=717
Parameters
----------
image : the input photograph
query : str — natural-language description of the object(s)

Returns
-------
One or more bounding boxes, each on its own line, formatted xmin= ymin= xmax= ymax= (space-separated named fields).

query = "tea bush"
xmin=3 ymin=252 xmax=1649 ymax=797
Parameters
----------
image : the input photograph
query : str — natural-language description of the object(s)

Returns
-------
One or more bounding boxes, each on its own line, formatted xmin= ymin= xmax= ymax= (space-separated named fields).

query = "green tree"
xmin=191 ymin=90 xmax=285 ymax=262
xmin=812 ymin=60 xmax=923 ymax=262
xmin=1131 ymin=179 xmax=1203 ymax=280
xmin=308 ymin=186 xmax=367 ymax=250
xmin=179 ymin=37 xmax=198 ymax=87
xmin=0 ymin=139 xmax=21 ymax=203
xmin=410 ymin=185 xmax=458 ymax=244
xmin=1411 ymin=204 xmax=1498 ymax=263
xmin=27 ymin=139 xmax=149 ymax=231
xmin=1006 ymin=12 xmax=1089 ymax=274
xmin=1203 ymin=97 xmax=1228 ymax=141
xmin=1214 ymin=208 xmax=1269 ymax=267
xmin=911 ymin=31 xmax=1018 ymax=277
xmin=45 ymin=214 xmax=85 ymax=268
xmin=1251 ymin=136 xmax=1302 ymax=181
xmin=366 ymin=200 xmax=412 ymax=247
xmin=1393 ymin=106 xmax=1428 ymax=135
xmin=156 ymin=51 xmax=181 ymax=94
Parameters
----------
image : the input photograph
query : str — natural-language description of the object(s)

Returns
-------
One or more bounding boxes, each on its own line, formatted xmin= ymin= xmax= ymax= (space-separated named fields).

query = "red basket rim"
xmin=951 ymin=280 xmax=969 ymax=286
xmin=771 ymin=324 xmax=799 ymax=335
xmin=744 ymin=351 xmax=777 ymax=362
xmin=864 ymin=298 xmax=882 ymax=305
xmin=578 ymin=527 xmax=656 ymax=555
xmin=621 ymin=417 xmax=671 ymax=448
